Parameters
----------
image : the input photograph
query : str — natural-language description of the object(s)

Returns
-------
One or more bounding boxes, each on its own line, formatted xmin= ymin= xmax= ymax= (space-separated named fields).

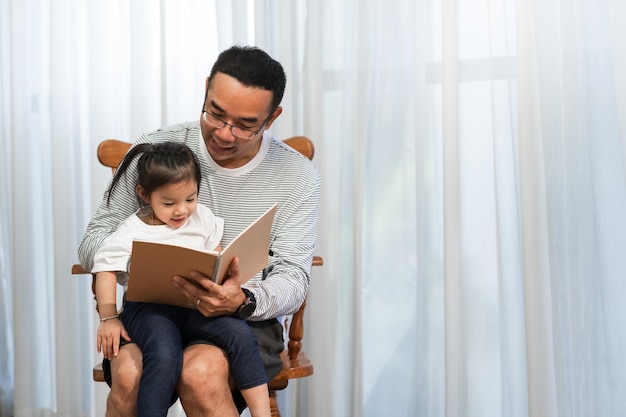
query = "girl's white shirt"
xmin=92 ymin=203 xmax=224 ymax=288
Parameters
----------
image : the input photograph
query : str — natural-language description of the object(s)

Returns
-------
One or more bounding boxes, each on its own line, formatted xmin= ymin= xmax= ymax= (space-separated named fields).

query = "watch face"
xmin=238 ymin=299 xmax=256 ymax=319
xmin=238 ymin=304 xmax=252 ymax=319
xmin=237 ymin=289 xmax=256 ymax=319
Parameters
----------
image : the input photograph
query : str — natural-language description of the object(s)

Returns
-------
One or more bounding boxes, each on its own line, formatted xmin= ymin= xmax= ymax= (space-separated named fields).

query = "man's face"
xmin=200 ymin=72 xmax=281 ymax=168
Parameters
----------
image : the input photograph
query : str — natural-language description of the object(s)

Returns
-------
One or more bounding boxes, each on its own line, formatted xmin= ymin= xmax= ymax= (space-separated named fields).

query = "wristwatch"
xmin=235 ymin=288 xmax=257 ymax=319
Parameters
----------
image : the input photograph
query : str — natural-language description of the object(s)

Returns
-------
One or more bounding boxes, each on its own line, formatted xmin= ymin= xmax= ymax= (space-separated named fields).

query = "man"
xmin=79 ymin=45 xmax=321 ymax=416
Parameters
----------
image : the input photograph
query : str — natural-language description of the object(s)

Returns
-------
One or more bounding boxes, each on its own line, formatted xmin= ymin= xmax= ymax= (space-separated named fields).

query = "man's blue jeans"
xmin=121 ymin=301 xmax=267 ymax=417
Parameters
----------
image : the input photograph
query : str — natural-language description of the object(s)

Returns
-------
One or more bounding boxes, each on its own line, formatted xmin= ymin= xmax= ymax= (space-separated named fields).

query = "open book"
xmin=125 ymin=203 xmax=277 ymax=308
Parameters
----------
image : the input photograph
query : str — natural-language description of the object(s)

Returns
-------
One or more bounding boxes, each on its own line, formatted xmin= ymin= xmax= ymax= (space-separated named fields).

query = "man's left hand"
xmin=173 ymin=256 xmax=247 ymax=317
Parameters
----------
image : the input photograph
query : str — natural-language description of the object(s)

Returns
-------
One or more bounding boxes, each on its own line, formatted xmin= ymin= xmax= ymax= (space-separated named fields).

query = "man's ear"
xmin=263 ymin=106 xmax=283 ymax=130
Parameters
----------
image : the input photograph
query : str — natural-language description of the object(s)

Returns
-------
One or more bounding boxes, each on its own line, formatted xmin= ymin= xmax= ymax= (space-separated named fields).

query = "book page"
xmin=125 ymin=203 xmax=277 ymax=307
xmin=213 ymin=203 xmax=277 ymax=284
xmin=126 ymin=241 xmax=218 ymax=308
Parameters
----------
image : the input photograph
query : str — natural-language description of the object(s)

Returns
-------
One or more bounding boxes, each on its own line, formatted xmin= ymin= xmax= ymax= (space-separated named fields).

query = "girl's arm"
xmin=95 ymin=271 xmax=118 ymax=319
xmin=95 ymin=271 xmax=130 ymax=359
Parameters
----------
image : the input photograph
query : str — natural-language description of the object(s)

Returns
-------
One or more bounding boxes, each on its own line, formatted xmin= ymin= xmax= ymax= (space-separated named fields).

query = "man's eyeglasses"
xmin=201 ymin=110 xmax=272 ymax=140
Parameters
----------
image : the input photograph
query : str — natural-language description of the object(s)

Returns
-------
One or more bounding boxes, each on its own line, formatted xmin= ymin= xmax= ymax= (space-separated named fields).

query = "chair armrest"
xmin=286 ymin=256 xmax=323 ymax=359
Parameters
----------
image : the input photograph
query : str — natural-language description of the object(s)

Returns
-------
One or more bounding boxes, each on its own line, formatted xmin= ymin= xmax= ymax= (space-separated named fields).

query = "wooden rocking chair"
xmin=72 ymin=136 xmax=320 ymax=417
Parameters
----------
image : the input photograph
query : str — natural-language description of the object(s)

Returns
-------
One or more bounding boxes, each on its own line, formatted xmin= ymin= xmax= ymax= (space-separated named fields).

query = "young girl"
xmin=91 ymin=141 xmax=270 ymax=417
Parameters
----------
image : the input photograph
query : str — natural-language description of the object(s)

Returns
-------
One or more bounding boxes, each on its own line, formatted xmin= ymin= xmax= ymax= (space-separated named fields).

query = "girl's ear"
xmin=136 ymin=185 xmax=149 ymax=204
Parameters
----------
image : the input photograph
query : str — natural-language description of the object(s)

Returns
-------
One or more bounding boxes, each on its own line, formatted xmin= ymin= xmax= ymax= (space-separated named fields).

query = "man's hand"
xmin=173 ymin=256 xmax=247 ymax=317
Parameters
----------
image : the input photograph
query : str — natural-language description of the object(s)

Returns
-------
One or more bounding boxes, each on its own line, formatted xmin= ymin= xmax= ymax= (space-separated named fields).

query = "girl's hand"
xmin=96 ymin=318 xmax=131 ymax=360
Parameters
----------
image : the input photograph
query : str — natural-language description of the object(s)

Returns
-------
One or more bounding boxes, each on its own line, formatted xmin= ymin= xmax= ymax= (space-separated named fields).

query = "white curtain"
xmin=303 ymin=0 xmax=626 ymax=417
xmin=2 ymin=0 xmax=626 ymax=416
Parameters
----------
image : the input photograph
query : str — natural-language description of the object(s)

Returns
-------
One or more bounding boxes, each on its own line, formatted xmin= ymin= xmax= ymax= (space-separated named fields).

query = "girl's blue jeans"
xmin=121 ymin=301 xmax=267 ymax=417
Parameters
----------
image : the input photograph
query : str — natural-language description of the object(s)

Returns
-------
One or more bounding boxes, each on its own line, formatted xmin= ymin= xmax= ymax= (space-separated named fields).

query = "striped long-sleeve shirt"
xmin=78 ymin=121 xmax=321 ymax=321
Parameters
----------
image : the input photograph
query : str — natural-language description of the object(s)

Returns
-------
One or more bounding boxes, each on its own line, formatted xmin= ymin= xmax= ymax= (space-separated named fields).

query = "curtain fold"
xmin=0 ymin=2 xmax=14 ymax=414
xmin=525 ymin=1 xmax=626 ymax=415
xmin=517 ymin=2 xmax=559 ymax=413
xmin=0 ymin=0 xmax=15 ymax=407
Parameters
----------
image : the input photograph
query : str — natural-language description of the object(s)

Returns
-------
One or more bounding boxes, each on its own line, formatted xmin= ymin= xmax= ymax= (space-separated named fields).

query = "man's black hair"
xmin=209 ymin=45 xmax=286 ymax=110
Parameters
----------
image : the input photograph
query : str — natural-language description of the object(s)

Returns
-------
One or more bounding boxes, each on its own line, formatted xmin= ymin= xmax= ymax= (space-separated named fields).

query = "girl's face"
xmin=138 ymin=180 xmax=198 ymax=229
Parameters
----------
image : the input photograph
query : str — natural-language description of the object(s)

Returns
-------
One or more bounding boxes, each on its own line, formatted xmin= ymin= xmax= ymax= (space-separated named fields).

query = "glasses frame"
xmin=201 ymin=110 xmax=273 ymax=140
xmin=201 ymin=91 xmax=275 ymax=140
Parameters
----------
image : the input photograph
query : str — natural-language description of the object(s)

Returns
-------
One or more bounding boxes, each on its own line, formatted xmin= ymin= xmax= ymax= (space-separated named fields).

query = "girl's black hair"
xmin=106 ymin=142 xmax=201 ymax=206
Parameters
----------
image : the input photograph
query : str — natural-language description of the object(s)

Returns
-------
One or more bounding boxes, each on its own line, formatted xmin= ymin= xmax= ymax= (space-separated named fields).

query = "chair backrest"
xmin=96 ymin=136 xmax=315 ymax=171
xmin=97 ymin=139 xmax=131 ymax=170
xmin=282 ymin=136 xmax=315 ymax=160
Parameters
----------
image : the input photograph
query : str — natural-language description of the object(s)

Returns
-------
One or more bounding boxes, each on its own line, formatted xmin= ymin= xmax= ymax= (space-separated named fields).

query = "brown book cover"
xmin=125 ymin=203 xmax=277 ymax=308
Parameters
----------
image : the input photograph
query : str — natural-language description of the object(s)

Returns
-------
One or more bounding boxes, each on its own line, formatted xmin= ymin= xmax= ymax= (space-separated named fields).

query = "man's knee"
xmin=106 ymin=392 xmax=136 ymax=417
xmin=180 ymin=344 xmax=230 ymax=386
xmin=178 ymin=345 xmax=239 ymax=417
xmin=107 ymin=344 xmax=142 ymax=413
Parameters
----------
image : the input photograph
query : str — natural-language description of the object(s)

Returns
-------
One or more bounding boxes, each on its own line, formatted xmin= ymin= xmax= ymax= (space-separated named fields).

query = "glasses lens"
xmin=203 ymin=112 xmax=224 ymax=129
xmin=230 ymin=127 xmax=255 ymax=140
xmin=202 ymin=111 xmax=256 ymax=140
